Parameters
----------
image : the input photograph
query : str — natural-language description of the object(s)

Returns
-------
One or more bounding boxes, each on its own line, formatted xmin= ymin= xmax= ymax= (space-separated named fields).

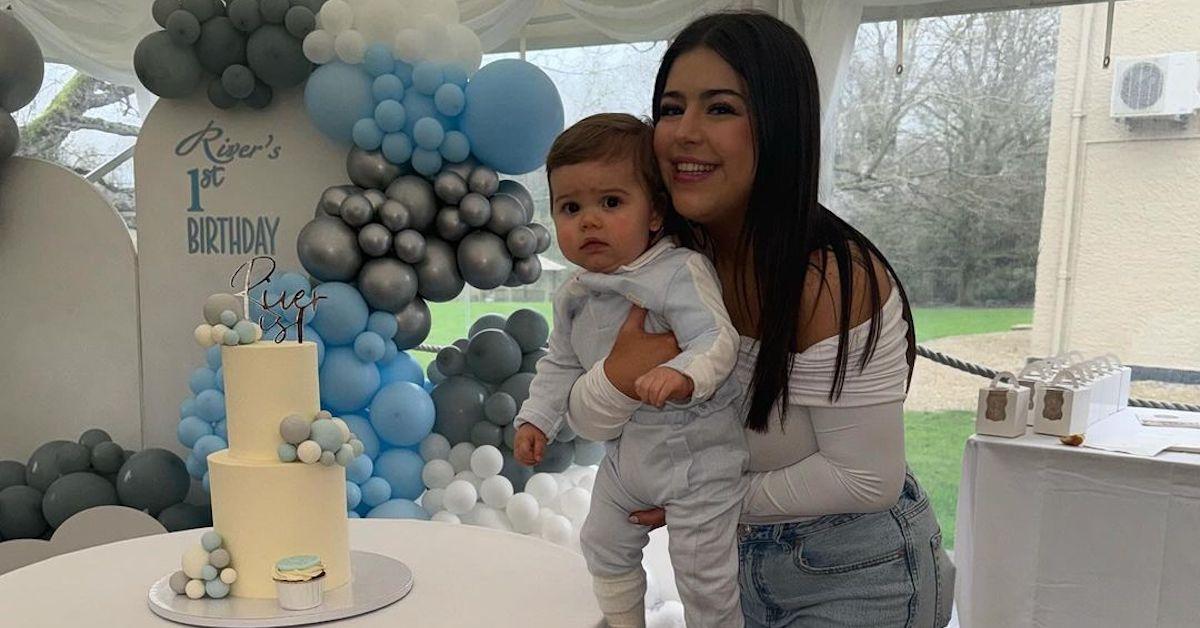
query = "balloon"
xmin=498 ymin=372 xmax=535 ymax=408
xmin=319 ymin=347 xmax=380 ymax=413
xmin=413 ymin=118 xmax=444 ymax=150
xmin=457 ymin=231 xmax=513 ymax=290
xmin=246 ymin=25 xmax=312 ymax=88
xmin=26 ymin=441 xmax=70 ymax=492
xmin=379 ymin=351 xmax=424 ymax=386
xmin=153 ymin=0 xmax=185 ymax=27
xmin=347 ymin=147 xmax=402 ymax=190
xmin=392 ymin=297 xmax=431 ymax=349
xmin=302 ymin=29 xmax=335 ymax=63
xmin=134 ymin=31 xmax=204 ymax=98
xmin=385 ymin=176 xmax=437 ymax=232
xmin=498 ymin=450 xmax=533 ymax=493
xmin=342 ymin=417 xmax=379 ymax=463
xmin=467 ymin=166 xmax=499 ymax=196
xmin=470 ymin=422 xmax=502 ymax=447
xmin=468 ymin=313 xmax=507 ymax=338
xmin=520 ymin=348 xmax=547 ymax=373
xmin=0 ymin=485 xmax=47 ymax=539
xmin=415 ymin=238 xmax=464 ymax=302
xmin=116 ymin=449 xmax=190 ymax=516
xmin=356 ymin=223 xmax=392 ymax=257
xmin=505 ymin=309 xmax=550 ymax=352
xmin=369 ymin=382 xmax=434 ymax=447
xmin=486 ymin=194 xmax=528 ymax=237
xmin=309 ymin=281 xmax=369 ymax=344
xmin=195 ymin=17 xmax=247 ymax=76
xmin=158 ymin=503 xmax=213 ymax=532
xmin=358 ymin=258 xmax=418 ymax=313
xmin=78 ymin=428 xmax=112 ymax=450
xmin=55 ymin=442 xmax=91 ymax=475
xmin=227 ymin=0 xmax=263 ymax=31
xmin=392 ymin=229 xmax=426 ymax=264
xmin=574 ymin=439 xmax=606 ymax=465
xmin=530 ymin=223 xmax=553 ymax=254
xmin=0 ymin=111 xmax=17 ymax=160
xmin=513 ymin=256 xmax=542 ymax=284
xmin=506 ymin=226 xmax=538 ymax=258
xmin=534 ymin=440 xmax=575 ymax=473
xmin=0 ymin=11 xmax=44 ymax=113
xmin=435 ymin=346 xmax=465 ymax=376
xmin=367 ymin=498 xmax=430 ymax=520
xmin=435 ymin=207 xmax=470 ymax=242
xmin=0 ymin=460 xmax=26 ymax=491
xmin=434 ymin=83 xmax=465 ymax=117
xmin=461 ymin=59 xmax=564 ymax=174
xmin=334 ymin=29 xmax=367 ymax=64
xmin=304 ymin=62 xmax=374 ymax=141
xmin=411 ymin=147 xmax=442 ymax=176
xmin=484 ymin=392 xmax=517 ymax=426
xmin=431 ymin=376 xmax=489 ymax=445
xmin=466 ymin=329 xmax=523 ymax=385
xmin=285 ymin=6 xmax=316 ymax=38
xmin=297 ymin=217 xmax=363 ymax=282
xmin=318 ymin=0 xmax=353 ymax=33
xmin=498 ymin=179 xmax=536 ymax=221
xmin=167 ymin=11 xmax=202 ymax=46
xmin=445 ymin=23 xmax=482 ymax=75
xmin=43 ymin=472 xmax=119 ymax=528
xmin=360 ymin=477 xmax=391 ymax=507
xmin=372 ymin=449 xmax=426 ymax=500
xmin=456 ymin=193 xmax=491 ymax=228
xmin=245 ymin=80 xmax=274 ymax=109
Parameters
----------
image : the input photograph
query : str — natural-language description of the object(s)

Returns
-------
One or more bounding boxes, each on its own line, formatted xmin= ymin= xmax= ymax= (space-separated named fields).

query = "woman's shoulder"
xmin=796 ymin=246 xmax=895 ymax=354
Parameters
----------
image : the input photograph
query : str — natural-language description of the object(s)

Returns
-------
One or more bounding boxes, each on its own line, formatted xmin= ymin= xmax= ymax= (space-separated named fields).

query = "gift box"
xmin=976 ymin=371 xmax=1030 ymax=438
xmin=1033 ymin=368 xmax=1093 ymax=437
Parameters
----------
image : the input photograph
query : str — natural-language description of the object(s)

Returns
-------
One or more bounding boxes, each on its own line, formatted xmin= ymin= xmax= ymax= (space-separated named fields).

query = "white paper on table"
xmin=1082 ymin=409 xmax=1200 ymax=456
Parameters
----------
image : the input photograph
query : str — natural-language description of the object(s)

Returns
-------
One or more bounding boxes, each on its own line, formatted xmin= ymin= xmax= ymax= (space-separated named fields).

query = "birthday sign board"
xmin=135 ymin=91 xmax=346 ymax=453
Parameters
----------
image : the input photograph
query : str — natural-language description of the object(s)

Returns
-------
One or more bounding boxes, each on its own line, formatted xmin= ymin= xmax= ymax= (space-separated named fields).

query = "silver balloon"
xmin=357 ymin=223 xmax=393 ymax=257
xmin=378 ymin=200 xmax=410 ymax=232
xmin=0 ymin=12 xmax=44 ymax=113
xmin=529 ymin=223 xmax=552 ymax=254
xmin=497 ymin=180 xmax=535 ymax=222
xmin=435 ymin=207 xmax=470 ymax=242
xmin=513 ymin=256 xmax=542 ymax=284
xmin=357 ymin=258 xmax=418 ymax=313
xmin=503 ymin=272 xmax=523 ymax=287
xmin=458 ymin=193 xmax=491 ymax=227
xmin=0 ymin=111 xmax=17 ymax=161
xmin=386 ymin=175 xmax=437 ymax=232
xmin=506 ymin=226 xmax=537 ymax=258
xmin=434 ymin=171 xmax=469 ymax=205
xmin=339 ymin=193 xmax=374 ymax=227
xmin=467 ymin=166 xmax=500 ymax=196
xmin=393 ymin=229 xmax=427 ymax=264
xmin=363 ymin=189 xmax=387 ymax=209
xmin=457 ymin=231 xmax=513 ymax=290
xmin=297 ymin=217 xmax=363 ymax=281
xmin=347 ymin=147 xmax=402 ymax=190
xmin=442 ymin=156 xmax=479 ymax=181
xmin=320 ymin=185 xmax=356 ymax=217
xmin=393 ymin=296 xmax=431 ymax=350
xmin=415 ymin=238 xmax=464 ymax=302
xmin=134 ymin=31 xmax=203 ymax=99
xmin=486 ymin=194 xmax=528 ymax=236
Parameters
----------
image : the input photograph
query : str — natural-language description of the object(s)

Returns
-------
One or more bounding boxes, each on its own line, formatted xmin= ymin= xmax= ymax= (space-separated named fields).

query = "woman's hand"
xmin=628 ymin=507 xmax=666 ymax=530
xmin=604 ymin=306 xmax=682 ymax=399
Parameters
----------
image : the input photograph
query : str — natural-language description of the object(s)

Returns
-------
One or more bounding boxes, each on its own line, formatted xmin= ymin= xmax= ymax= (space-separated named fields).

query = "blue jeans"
xmin=737 ymin=471 xmax=954 ymax=627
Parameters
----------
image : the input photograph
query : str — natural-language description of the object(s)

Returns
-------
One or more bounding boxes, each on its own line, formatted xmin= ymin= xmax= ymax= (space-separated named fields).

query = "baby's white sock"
xmin=592 ymin=569 xmax=647 ymax=628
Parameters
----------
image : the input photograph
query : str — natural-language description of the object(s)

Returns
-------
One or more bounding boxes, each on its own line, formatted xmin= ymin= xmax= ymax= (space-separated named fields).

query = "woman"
xmin=564 ymin=11 xmax=955 ymax=628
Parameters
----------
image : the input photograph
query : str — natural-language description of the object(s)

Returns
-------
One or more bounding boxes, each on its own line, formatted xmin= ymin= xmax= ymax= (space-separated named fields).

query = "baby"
xmin=513 ymin=113 xmax=748 ymax=628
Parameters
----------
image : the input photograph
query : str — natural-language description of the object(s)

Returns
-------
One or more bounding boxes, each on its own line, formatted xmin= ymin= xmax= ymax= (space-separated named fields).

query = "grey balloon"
xmin=458 ymin=193 xmax=491 ymax=227
xmin=203 ymin=292 xmax=242 ymax=325
xmin=0 ymin=460 xmax=26 ymax=491
xmin=466 ymin=329 xmax=523 ymax=384
xmin=434 ymin=171 xmax=469 ymax=204
xmin=470 ymin=422 xmax=503 ymax=448
xmin=339 ymin=193 xmax=374 ymax=227
xmin=297 ymin=217 xmax=364 ymax=281
xmin=393 ymin=229 xmax=426 ymax=264
xmin=555 ymin=423 xmax=576 ymax=442
xmin=134 ymin=31 xmax=204 ymax=98
xmin=452 ymin=338 xmax=470 ymax=352
xmin=498 ymin=372 xmax=535 ymax=409
xmin=166 ymin=10 xmax=202 ymax=46
xmin=284 ymin=6 xmax=316 ymax=38
xmin=90 ymin=442 xmax=125 ymax=474
xmin=486 ymin=194 xmax=528 ymax=236
xmin=364 ymin=189 xmax=387 ymax=209
xmin=574 ymin=439 xmax=605 ymax=466
xmin=55 ymin=443 xmax=90 ymax=475
xmin=207 ymin=78 xmax=238 ymax=109
xmin=467 ymin=166 xmax=500 ymax=196
xmin=529 ymin=223 xmax=552 ymax=254
xmin=358 ymin=258 xmax=418 ymax=313
xmin=116 ymin=449 xmax=190 ymax=517
xmin=392 ymin=296 xmax=431 ymax=350
xmin=506 ymin=226 xmax=537 ymax=258
xmin=415 ymin=238 xmax=464 ymax=302
xmin=221 ymin=64 xmax=255 ymax=99
xmin=484 ymin=392 xmax=517 ymax=426
xmin=520 ymin=348 xmax=547 ymax=373
xmin=43 ymin=472 xmax=119 ymax=528
xmin=320 ymin=185 xmax=355 ymax=217
xmin=468 ymin=314 xmax=507 ymax=338
xmin=78 ymin=428 xmax=111 ymax=450
xmin=25 ymin=441 xmax=70 ymax=492
xmin=386 ymin=176 xmax=438 ymax=232
xmin=513 ymin=256 xmax=542 ymax=284
xmin=246 ymin=24 xmax=311 ymax=88
xmin=503 ymin=423 xmax=517 ymax=449
xmin=158 ymin=502 xmax=212 ymax=532
xmin=244 ymin=80 xmax=273 ymax=109
xmin=499 ymin=449 xmax=534 ymax=492
xmin=357 ymin=223 xmax=392 ymax=257
xmin=196 ymin=16 xmax=247 ymax=75
xmin=435 ymin=207 xmax=470 ymax=242
xmin=227 ymin=0 xmax=263 ymax=32
xmin=497 ymin=180 xmax=536 ymax=221
xmin=426 ymin=360 xmax=446 ymax=385
xmin=431 ymin=376 xmax=489 ymax=445
xmin=505 ymin=309 xmax=550 ymax=352
xmin=260 ymin=0 xmax=290 ymax=23
xmin=458 ymin=231 xmax=513 ymax=290
xmin=435 ymin=346 xmax=466 ymax=377
xmin=0 ymin=485 xmax=47 ymax=539
xmin=442 ymin=156 xmax=479 ymax=181
xmin=0 ymin=110 xmax=18 ymax=160
xmin=347 ymin=147 xmax=402 ymax=190
xmin=503 ymin=272 xmax=523 ymax=288
xmin=533 ymin=440 xmax=574 ymax=473
xmin=0 ymin=11 xmax=44 ymax=113
xmin=378 ymin=200 xmax=410 ymax=231
xmin=153 ymin=0 xmax=185 ymax=27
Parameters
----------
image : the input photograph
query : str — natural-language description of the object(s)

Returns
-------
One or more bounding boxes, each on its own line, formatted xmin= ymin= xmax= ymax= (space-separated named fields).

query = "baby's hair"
xmin=545 ymin=113 xmax=671 ymax=218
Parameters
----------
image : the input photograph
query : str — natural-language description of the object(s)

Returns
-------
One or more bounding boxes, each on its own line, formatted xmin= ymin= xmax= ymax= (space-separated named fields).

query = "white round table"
xmin=0 ymin=519 xmax=603 ymax=627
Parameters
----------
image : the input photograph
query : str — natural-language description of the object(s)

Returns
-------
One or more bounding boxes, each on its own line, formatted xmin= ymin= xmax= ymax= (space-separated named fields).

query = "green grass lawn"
xmin=903 ymin=410 xmax=976 ymax=549
xmin=912 ymin=307 xmax=1032 ymax=343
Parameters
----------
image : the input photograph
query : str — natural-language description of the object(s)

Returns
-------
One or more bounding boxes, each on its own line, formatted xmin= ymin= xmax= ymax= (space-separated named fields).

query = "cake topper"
xmin=230 ymin=256 xmax=325 ymax=343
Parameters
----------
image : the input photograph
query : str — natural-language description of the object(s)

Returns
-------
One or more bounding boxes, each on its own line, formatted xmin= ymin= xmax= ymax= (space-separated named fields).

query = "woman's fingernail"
xmin=628 ymin=516 xmax=639 ymax=524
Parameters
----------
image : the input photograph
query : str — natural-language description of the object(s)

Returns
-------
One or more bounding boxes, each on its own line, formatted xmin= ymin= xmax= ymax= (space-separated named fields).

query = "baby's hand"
xmin=634 ymin=366 xmax=694 ymax=408
xmin=513 ymin=423 xmax=548 ymax=467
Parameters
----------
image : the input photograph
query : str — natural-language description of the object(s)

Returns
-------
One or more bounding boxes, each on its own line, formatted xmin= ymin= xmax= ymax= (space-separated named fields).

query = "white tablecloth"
xmin=954 ymin=423 xmax=1200 ymax=628
xmin=0 ymin=519 xmax=603 ymax=628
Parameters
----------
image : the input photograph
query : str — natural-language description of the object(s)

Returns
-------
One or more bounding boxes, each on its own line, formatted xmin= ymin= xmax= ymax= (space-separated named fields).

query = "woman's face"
xmin=654 ymin=46 xmax=756 ymax=231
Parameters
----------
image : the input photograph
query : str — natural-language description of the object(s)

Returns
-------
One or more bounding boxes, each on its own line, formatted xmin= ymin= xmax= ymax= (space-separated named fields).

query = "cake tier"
xmin=221 ymin=341 xmax=319 ymax=461
xmin=208 ymin=451 xmax=350 ymax=598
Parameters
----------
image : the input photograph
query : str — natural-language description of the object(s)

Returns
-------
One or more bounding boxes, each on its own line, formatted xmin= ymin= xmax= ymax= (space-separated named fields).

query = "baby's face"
xmin=549 ymin=159 xmax=663 ymax=273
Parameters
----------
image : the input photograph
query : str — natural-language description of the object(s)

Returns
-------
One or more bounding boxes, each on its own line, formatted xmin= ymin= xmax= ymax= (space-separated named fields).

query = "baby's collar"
xmin=614 ymin=238 xmax=677 ymax=273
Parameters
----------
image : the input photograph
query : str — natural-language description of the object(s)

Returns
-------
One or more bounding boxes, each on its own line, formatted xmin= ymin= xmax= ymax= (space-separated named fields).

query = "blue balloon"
xmin=443 ymin=64 xmax=468 ymax=87
xmin=307 ymin=326 xmax=326 ymax=367
xmin=381 ymin=132 xmax=413 ymax=164
xmin=372 ymin=74 xmax=405 ymax=102
xmin=319 ymin=347 xmax=380 ymax=413
xmin=186 ymin=453 xmax=205 ymax=479
xmin=360 ymin=476 xmax=391 ymax=507
xmin=367 ymin=311 xmax=399 ymax=338
xmin=461 ymin=59 xmax=564 ymax=174
xmin=346 ymin=452 xmax=374 ymax=484
xmin=342 ymin=416 xmax=380 ymax=461
xmin=439 ymin=131 xmax=470 ymax=163
xmin=310 ymin=282 xmax=369 ymax=345
xmin=348 ymin=510 xmax=360 ymax=518
xmin=250 ymin=271 xmax=310 ymax=326
xmin=353 ymin=118 xmax=384 ymax=150
xmin=379 ymin=351 xmax=423 ymax=386
xmin=374 ymin=99 xmax=406 ymax=133
xmin=203 ymin=471 xmax=211 ymax=493
xmin=192 ymin=435 xmax=227 ymax=472
xmin=346 ymin=481 xmax=362 ymax=509
xmin=363 ymin=43 xmax=393 ymax=77
xmin=213 ymin=367 xmax=224 ymax=391
xmin=205 ymin=345 xmax=222 ymax=370
xmin=380 ymin=340 xmax=399 ymax=364
xmin=412 ymin=62 xmax=443 ymax=95
xmin=369 ymin=381 xmax=435 ymax=447
xmin=353 ymin=331 xmax=386 ymax=363
xmin=178 ymin=416 xmax=213 ymax=448
xmin=215 ymin=419 xmax=228 ymax=440
xmin=411 ymin=147 xmax=442 ymax=176
xmin=180 ymin=395 xmax=197 ymax=420
xmin=195 ymin=389 xmax=226 ymax=423
xmin=393 ymin=60 xmax=413 ymax=86
xmin=366 ymin=498 xmax=430 ymax=520
xmin=413 ymin=117 xmax=444 ymax=150
xmin=305 ymin=62 xmax=374 ymax=142
xmin=401 ymin=90 xmax=454 ymax=137
xmin=434 ymin=83 xmax=464 ymax=117
xmin=371 ymin=449 xmax=425 ymax=500
xmin=189 ymin=367 xmax=217 ymax=394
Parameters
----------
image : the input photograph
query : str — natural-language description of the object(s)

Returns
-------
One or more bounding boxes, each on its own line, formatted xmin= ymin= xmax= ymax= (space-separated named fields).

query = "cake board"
xmin=148 ymin=551 xmax=412 ymax=627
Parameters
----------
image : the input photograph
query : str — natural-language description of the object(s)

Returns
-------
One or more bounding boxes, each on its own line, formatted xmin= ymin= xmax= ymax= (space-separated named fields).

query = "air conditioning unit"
xmin=1109 ymin=52 xmax=1200 ymax=119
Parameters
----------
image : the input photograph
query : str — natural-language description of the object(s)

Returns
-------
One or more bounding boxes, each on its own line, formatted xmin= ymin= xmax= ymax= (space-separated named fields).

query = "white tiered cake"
xmin=207 ymin=341 xmax=351 ymax=599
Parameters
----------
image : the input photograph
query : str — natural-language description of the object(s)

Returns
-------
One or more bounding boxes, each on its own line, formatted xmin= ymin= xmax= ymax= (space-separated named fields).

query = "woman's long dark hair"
xmin=653 ymin=11 xmax=917 ymax=432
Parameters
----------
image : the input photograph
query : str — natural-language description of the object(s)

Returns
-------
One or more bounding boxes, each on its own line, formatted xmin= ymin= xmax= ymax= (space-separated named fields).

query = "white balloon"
xmin=421 ymin=459 xmax=455 ymax=489
xmin=479 ymin=475 xmax=513 ymax=509
xmin=210 ymin=324 xmax=229 ymax=344
xmin=540 ymin=514 xmax=573 ymax=546
xmin=303 ymin=30 xmax=337 ymax=64
xmin=332 ymin=418 xmax=352 ymax=443
xmin=446 ymin=23 xmax=482 ymax=75
xmin=419 ymin=433 xmax=451 ymax=461
xmin=536 ymin=507 xmax=559 ymax=528
xmin=417 ymin=0 xmax=459 ymax=24
xmin=443 ymin=480 xmax=477 ymax=515
xmin=318 ymin=0 xmax=355 ymax=33
xmin=421 ymin=487 xmax=445 ymax=513
xmin=431 ymin=511 xmax=461 ymax=524
xmin=469 ymin=445 xmax=504 ymax=478
xmin=453 ymin=469 xmax=482 ymax=491
xmin=553 ymin=473 xmax=574 ymax=495
xmin=558 ymin=487 xmax=591 ymax=524
xmin=448 ymin=442 xmax=476 ymax=472
xmin=471 ymin=504 xmax=512 ymax=531
xmin=414 ymin=13 xmax=450 ymax=61
xmin=334 ymin=29 xmax=368 ymax=64
xmin=355 ymin=0 xmax=401 ymax=44
xmin=525 ymin=473 xmax=559 ymax=507
xmin=194 ymin=324 xmax=215 ymax=348
xmin=505 ymin=493 xmax=540 ymax=534
xmin=393 ymin=28 xmax=423 ymax=63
